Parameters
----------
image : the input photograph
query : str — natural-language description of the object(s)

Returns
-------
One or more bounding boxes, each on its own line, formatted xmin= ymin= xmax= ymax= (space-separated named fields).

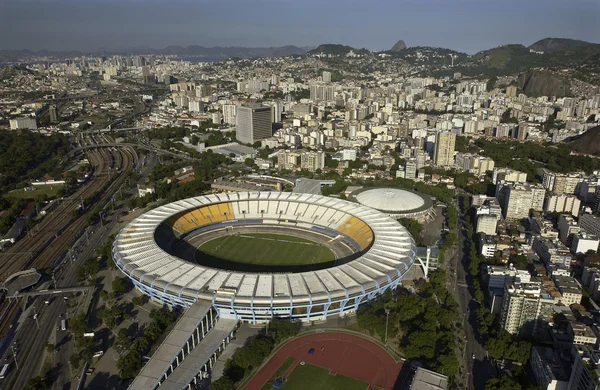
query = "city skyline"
xmin=0 ymin=0 xmax=599 ymax=54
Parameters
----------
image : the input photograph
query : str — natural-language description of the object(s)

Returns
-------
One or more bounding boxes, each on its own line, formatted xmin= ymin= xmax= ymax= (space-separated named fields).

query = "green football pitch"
xmin=278 ymin=362 xmax=368 ymax=390
xmin=195 ymin=233 xmax=336 ymax=268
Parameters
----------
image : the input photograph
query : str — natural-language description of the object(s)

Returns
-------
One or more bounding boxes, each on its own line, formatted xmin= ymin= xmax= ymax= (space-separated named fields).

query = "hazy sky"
xmin=1 ymin=0 xmax=598 ymax=53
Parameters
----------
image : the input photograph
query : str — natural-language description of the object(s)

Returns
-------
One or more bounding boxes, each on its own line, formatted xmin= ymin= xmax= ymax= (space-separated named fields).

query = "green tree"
xmin=112 ymin=277 xmax=128 ymax=296
xmin=45 ymin=343 xmax=55 ymax=353
xmin=70 ymin=353 xmax=81 ymax=369
xmin=267 ymin=319 xmax=301 ymax=344
xmin=484 ymin=374 xmax=522 ymax=390
xmin=209 ymin=376 xmax=235 ymax=390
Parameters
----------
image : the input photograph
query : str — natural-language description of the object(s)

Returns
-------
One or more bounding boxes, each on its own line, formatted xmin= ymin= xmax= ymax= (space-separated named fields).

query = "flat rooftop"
xmin=128 ymin=300 xmax=212 ymax=390
xmin=159 ymin=317 xmax=239 ymax=390
xmin=410 ymin=367 xmax=448 ymax=390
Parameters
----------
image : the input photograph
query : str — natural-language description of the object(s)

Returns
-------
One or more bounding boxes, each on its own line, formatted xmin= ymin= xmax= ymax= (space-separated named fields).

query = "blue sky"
xmin=0 ymin=0 xmax=598 ymax=53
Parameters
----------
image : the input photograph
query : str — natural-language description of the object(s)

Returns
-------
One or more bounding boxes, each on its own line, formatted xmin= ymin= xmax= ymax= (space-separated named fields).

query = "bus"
xmin=61 ymin=319 xmax=66 ymax=331
xmin=0 ymin=363 xmax=9 ymax=379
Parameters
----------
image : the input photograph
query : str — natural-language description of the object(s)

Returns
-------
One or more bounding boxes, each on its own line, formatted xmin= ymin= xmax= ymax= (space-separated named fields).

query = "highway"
xmin=0 ymin=134 xmax=154 ymax=389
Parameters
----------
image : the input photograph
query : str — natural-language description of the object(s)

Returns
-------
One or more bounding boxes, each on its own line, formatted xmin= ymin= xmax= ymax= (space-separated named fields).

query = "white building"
xmin=500 ymin=281 xmax=555 ymax=337
xmin=476 ymin=214 xmax=498 ymax=236
xmin=544 ymin=193 xmax=581 ymax=217
xmin=571 ymin=232 xmax=600 ymax=255
xmin=9 ymin=117 xmax=37 ymax=130
xmin=503 ymin=183 xmax=546 ymax=220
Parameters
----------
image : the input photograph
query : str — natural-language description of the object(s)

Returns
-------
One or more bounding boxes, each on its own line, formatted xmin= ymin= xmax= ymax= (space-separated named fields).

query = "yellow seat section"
xmin=190 ymin=209 xmax=212 ymax=226
xmin=337 ymin=216 xmax=374 ymax=250
xmin=203 ymin=203 xmax=234 ymax=223
xmin=171 ymin=213 xmax=198 ymax=233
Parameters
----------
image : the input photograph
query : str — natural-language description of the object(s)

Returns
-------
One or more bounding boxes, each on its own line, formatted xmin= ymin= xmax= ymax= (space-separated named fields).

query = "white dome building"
xmin=349 ymin=187 xmax=434 ymax=221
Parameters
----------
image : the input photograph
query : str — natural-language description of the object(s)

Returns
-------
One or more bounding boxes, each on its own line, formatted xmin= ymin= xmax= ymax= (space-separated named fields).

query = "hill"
xmin=308 ymin=44 xmax=365 ymax=55
xmin=390 ymin=40 xmax=407 ymax=52
xmin=517 ymin=70 xmax=571 ymax=97
xmin=447 ymin=42 xmax=600 ymax=85
xmin=568 ymin=126 xmax=600 ymax=156
xmin=528 ymin=38 xmax=595 ymax=54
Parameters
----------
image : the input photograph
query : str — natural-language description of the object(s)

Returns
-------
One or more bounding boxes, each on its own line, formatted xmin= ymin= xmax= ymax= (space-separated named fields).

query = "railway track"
xmin=0 ymin=136 xmax=137 ymax=338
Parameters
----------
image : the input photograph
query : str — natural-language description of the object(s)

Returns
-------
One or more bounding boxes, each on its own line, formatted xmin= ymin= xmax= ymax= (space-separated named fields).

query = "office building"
xmin=500 ymin=281 xmax=554 ymax=337
xmin=235 ymin=103 xmax=272 ymax=144
xmin=433 ymin=131 xmax=455 ymax=167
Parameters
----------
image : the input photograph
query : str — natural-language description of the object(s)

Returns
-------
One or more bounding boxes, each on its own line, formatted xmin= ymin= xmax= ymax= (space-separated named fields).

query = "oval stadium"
xmin=112 ymin=192 xmax=416 ymax=323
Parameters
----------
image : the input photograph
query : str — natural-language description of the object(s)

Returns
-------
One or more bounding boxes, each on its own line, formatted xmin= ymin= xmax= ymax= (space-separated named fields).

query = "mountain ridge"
xmin=528 ymin=37 xmax=595 ymax=53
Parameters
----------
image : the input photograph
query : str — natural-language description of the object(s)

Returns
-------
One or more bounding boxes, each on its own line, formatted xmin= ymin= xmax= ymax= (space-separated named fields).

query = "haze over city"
xmin=0 ymin=0 xmax=599 ymax=53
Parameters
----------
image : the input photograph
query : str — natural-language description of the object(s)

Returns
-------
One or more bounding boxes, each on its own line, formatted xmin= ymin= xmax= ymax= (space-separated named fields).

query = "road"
xmin=0 ymin=145 xmax=155 ymax=389
xmin=450 ymin=196 xmax=493 ymax=389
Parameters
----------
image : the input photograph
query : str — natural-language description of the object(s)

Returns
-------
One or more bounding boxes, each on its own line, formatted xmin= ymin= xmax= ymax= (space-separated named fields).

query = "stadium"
xmin=349 ymin=187 xmax=435 ymax=221
xmin=112 ymin=192 xmax=416 ymax=323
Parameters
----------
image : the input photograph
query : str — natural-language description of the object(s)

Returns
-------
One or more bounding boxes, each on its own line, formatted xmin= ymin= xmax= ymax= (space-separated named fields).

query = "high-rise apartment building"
xmin=500 ymin=281 xmax=554 ymax=337
xmin=503 ymin=184 xmax=546 ymax=220
xmin=235 ymin=103 xmax=272 ymax=144
xmin=433 ymin=131 xmax=456 ymax=167
xmin=322 ymin=71 xmax=332 ymax=83
xmin=222 ymin=104 xmax=237 ymax=125
xmin=544 ymin=193 xmax=581 ymax=217
xmin=300 ymin=151 xmax=325 ymax=172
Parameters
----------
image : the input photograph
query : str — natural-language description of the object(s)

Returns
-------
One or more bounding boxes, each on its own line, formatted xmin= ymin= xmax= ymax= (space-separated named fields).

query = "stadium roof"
xmin=351 ymin=188 xmax=433 ymax=215
xmin=112 ymin=192 xmax=416 ymax=306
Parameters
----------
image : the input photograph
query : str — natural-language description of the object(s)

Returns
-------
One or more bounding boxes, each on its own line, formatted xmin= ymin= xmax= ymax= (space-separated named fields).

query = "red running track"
xmin=243 ymin=332 xmax=403 ymax=390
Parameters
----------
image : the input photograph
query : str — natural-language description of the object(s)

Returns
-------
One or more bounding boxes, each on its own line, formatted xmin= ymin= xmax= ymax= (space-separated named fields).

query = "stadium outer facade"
xmin=112 ymin=192 xmax=416 ymax=323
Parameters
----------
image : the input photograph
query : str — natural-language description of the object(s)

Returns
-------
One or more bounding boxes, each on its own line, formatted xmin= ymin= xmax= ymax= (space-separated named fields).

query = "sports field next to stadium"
xmin=195 ymin=233 xmax=336 ymax=267
xmin=266 ymin=360 xmax=368 ymax=390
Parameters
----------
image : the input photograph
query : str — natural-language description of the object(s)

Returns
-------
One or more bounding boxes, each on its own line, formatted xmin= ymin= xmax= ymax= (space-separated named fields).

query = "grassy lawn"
xmin=281 ymin=363 xmax=368 ymax=390
xmin=4 ymin=185 xmax=63 ymax=200
xmin=261 ymin=357 xmax=296 ymax=390
xmin=196 ymin=233 xmax=335 ymax=267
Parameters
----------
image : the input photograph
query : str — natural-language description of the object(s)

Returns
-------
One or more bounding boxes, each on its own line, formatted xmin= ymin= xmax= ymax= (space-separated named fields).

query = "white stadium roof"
xmin=352 ymin=187 xmax=433 ymax=216
xmin=112 ymin=192 xmax=416 ymax=306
